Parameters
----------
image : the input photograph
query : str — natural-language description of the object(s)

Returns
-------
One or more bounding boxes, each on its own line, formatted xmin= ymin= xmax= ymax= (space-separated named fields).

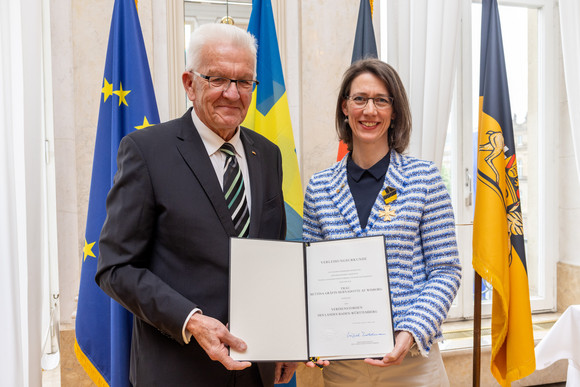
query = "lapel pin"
xmin=379 ymin=186 xmax=397 ymax=221
xmin=378 ymin=205 xmax=396 ymax=222
xmin=251 ymin=150 xmax=257 ymax=155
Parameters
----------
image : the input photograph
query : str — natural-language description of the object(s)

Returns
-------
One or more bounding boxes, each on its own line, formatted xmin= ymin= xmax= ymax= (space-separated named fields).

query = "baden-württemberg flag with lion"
xmin=74 ymin=0 xmax=160 ymax=385
xmin=473 ymin=0 xmax=535 ymax=385
xmin=243 ymin=0 xmax=303 ymax=241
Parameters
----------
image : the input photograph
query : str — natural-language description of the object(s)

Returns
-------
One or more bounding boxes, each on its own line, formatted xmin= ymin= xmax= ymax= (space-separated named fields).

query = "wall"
xmin=51 ymin=0 xmax=79 ymax=328
xmin=51 ymin=0 xmax=108 ymax=327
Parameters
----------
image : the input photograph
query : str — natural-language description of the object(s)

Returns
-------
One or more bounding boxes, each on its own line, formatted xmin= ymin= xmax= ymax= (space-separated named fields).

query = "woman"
xmin=302 ymin=58 xmax=462 ymax=386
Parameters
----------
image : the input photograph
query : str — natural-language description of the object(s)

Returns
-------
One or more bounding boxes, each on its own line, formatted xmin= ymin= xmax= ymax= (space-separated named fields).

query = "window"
xmin=184 ymin=0 xmax=252 ymax=46
xmin=442 ymin=0 xmax=558 ymax=319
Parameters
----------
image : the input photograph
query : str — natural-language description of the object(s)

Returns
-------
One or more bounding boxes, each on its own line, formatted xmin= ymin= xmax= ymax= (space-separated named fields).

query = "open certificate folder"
xmin=229 ymin=235 xmax=394 ymax=361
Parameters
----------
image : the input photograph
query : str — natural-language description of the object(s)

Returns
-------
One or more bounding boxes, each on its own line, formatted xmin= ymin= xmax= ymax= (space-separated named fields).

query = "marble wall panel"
xmin=557 ymin=262 xmax=580 ymax=311
xmin=299 ymin=0 xmax=362 ymax=185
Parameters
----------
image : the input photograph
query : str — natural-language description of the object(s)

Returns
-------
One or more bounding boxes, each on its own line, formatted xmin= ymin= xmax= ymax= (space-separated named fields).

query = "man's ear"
xmin=182 ymin=72 xmax=196 ymax=102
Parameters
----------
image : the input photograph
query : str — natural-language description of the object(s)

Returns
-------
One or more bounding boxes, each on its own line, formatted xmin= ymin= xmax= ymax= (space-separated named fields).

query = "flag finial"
xmin=220 ymin=16 xmax=234 ymax=25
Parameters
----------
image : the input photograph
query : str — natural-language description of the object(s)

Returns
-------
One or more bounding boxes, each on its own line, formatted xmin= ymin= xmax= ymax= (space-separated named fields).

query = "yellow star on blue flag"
xmin=102 ymin=78 xmax=113 ymax=102
xmin=113 ymin=82 xmax=131 ymax=106
xmin=83 ymin=239 xmax=96 ymax=261
xmin=135 ymin=116 xmax=153 ymax=130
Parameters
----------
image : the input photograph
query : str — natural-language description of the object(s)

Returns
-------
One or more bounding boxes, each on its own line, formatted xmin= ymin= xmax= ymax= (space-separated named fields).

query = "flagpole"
xmin=473 ymin=272 xmax=482 ymax=387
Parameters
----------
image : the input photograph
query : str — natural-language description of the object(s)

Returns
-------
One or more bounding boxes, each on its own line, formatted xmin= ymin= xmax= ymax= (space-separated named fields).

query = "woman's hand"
xmin=364 ymin=331 xmax=414 ymax=367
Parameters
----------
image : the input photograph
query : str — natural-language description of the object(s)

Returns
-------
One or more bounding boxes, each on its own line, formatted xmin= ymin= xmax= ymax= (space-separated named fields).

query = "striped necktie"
xmin=219 ymin=143 xmax=250 ymax=237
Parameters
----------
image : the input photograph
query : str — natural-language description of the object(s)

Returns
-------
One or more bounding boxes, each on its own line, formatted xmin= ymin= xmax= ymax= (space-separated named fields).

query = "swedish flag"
xmin=473 ymin=0 xmax=535 ymax=385
xmin=243 ymin=0 xmax=303 ymax=242
xmin=74 ymin=0 xmax=159 ymax=385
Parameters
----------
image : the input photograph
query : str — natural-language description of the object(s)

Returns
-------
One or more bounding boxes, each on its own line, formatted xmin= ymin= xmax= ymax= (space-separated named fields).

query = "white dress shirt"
xmin=191 ymin=109 xmax=252 ymax=211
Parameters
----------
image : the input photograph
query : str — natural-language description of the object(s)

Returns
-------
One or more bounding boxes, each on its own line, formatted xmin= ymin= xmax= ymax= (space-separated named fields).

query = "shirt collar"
xmin=347 ymin=151 xmax=391 ymax=182
xmin=190 ymin=109 xmax=245 ymax=160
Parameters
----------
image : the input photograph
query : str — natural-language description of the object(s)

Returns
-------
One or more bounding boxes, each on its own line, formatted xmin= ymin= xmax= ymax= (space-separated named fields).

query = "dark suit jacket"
xmin=96 ymin=108 xmax=286 ymax=387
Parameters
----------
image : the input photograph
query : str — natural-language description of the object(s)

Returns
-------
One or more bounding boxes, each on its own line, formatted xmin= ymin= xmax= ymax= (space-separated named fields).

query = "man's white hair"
xmin=185 ymin=23 xmax=258 ymax=76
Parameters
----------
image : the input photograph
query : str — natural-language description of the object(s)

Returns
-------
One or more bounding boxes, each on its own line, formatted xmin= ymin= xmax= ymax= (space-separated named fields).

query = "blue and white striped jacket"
xmin=303 ymin=150 xmax=462 ymax=356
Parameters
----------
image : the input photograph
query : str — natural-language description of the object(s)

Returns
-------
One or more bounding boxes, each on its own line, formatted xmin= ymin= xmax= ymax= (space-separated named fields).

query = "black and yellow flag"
xmin=473 ymin=1 xmax=535 ymax=385
xmin=337 ymin=0 xmax=377 ymax=161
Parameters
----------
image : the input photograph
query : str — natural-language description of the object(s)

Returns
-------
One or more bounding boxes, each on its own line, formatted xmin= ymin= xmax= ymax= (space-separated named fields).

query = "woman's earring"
xmin=344 ymin=116 xmax=349 ymax=124
xmin=390 ymin=119 xmax=395 ymax=129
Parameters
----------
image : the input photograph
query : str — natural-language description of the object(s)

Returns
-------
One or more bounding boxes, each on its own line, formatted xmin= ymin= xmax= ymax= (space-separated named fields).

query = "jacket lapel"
xmin=240 ymin=129 xmax=263 ymax=237
xmin=327 ymin=156 xmax=364 ymax=237
xmin=175 ymin=109 xmax=237 ymax=236
xmin=383 ymin=151 xmax=407 ymax=193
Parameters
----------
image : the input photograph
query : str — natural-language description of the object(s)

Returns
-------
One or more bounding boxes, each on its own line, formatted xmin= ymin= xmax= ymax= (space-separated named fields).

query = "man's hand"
xmin=274 ymin=362 xmax=299 ymax=384
xmin=186 ymin=313 xmax=251 ymax=371
xmin=364 ymin=330 xmax=414 ymax=367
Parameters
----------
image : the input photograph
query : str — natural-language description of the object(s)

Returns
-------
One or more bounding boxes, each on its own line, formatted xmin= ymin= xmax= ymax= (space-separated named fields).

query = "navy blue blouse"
xmin=346 ymin=151 xmax=391 ymax=229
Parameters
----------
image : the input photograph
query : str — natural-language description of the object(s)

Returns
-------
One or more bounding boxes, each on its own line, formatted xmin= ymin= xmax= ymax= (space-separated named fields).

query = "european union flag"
xmin=243 ymin=0 xmax=303 ymax=243
xmin=74 ymin=0 xmax=159 ymax=385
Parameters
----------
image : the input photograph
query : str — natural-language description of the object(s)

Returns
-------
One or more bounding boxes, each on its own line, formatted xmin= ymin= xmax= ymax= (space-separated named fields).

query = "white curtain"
xmin=559 ymin=0 xmax=580 ymax=181
xmin=386 ymin=0 xmax=461 ymax=168
xmin=0 ymin=0 xmax=50 ymax=385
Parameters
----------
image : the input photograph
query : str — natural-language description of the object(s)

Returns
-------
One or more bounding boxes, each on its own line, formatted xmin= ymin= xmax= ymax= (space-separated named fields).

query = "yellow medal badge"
xmin=378 ymin=186 xmax=397 ymax=221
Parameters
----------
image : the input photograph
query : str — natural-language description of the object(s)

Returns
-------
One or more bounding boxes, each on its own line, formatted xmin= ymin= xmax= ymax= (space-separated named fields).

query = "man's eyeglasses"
xmin=346 ymin=95 xmax=394 ymax=109
xmin=192 ymin=71 xmax=258 ymax=93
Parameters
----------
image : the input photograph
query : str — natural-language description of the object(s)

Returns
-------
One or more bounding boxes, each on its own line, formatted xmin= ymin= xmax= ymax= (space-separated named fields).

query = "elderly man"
xmin=96 ymin=23 xmax=294 ymax=387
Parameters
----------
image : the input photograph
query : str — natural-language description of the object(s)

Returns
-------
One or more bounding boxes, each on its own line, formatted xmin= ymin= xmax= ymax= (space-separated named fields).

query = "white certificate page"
xmin=229 ymin=238 xmax=308 ymax=361
xmin=306 ymin=236 xmax=394 ymax=360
